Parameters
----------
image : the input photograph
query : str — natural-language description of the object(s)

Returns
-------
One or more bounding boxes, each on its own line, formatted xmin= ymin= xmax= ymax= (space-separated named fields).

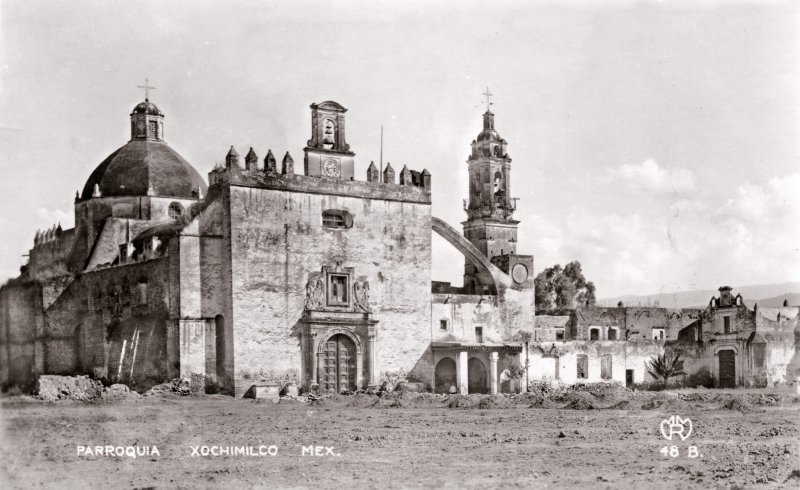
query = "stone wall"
xmin=0 ymin=280 xmax=41 ymax=389
xmin=42 ymin=257 xmax=172 ymax=391
xmin=227 ymin=183 xmax=432 ymax=396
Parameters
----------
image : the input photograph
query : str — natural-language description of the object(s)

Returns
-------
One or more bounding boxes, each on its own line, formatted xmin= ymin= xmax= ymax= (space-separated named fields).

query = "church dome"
xmin=131 ymin=100 xmax=164 ymax=116
xmin=80 ymin=140 xmax=207 ymax=200
xmin=81 ymin=98 xmax=207 ymax=200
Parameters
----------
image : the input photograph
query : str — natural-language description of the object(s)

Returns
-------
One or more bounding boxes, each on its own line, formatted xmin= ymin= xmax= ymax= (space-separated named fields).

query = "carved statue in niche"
xmin=304 ymin=277 xmax=325 ymax=310
xmin=353 ymin=280 xmax=371 ymax=312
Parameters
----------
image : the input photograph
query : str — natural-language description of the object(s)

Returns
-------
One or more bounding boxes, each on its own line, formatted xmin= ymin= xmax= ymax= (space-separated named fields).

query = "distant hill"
xmin=598 ymin=282 xmax=800 ymax=309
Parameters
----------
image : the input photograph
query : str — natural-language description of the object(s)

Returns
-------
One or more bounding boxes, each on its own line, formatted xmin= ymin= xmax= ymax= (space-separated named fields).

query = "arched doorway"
xmin=468 ymin=357 xmax=488 ymax=394
xmin=435 ymin=358 xmax=457 ymax=394
xmin=718 ymin=350 xmax=736 ymax=388
xmin=321 ymin=334 xmax=357 ymax=393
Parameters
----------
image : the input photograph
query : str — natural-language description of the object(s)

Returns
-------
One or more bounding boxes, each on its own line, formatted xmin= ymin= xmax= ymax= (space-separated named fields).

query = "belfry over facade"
xmin=462 ymin=93 xmax=520 ymax=293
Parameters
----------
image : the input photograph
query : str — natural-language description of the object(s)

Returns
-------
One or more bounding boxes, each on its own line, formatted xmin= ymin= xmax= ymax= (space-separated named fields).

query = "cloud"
xmin=605 ymin=158 xmax=696 ymax=194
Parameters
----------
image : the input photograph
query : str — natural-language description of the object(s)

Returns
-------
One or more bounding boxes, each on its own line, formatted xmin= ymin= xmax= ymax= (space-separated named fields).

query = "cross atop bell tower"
xmin=482 ymin=86 xmax=493 ymax=112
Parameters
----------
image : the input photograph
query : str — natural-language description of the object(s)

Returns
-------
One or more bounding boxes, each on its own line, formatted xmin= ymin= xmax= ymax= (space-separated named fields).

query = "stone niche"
xmin=299 ymin=263 xmax=379 ymax=393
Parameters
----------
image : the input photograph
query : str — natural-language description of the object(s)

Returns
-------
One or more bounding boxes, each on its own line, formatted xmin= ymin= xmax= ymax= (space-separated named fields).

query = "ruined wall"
xmin=43 ymin=257 xmax=172 ymax=391
xmin=228 ymin=184 xmax=431 ymax=396
xmin=431 ymin=294 xmax=502 ymax=343
xmin=527 ymin=340 xmax=661 ymax=385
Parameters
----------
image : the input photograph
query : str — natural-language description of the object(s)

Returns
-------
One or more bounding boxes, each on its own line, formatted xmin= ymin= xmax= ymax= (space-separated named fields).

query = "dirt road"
xmin=1 ymin=390 xmax=798 ymax=489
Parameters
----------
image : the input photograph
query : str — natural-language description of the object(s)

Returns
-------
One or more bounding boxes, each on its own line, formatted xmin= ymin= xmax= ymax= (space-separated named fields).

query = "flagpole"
xmin=380 ymin=125 xmax=384 ymax=183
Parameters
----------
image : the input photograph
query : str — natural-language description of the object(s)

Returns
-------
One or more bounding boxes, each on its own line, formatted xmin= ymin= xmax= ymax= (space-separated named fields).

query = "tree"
xmin=534 ymin=261 xmax=596 ymax=309
xmin=647 ymin=352 xmax=686 ymax=387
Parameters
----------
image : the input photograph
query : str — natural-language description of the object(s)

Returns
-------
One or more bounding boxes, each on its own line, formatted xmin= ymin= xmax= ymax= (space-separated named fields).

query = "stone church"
xmin=1 ymin=94 xmax=796 ymax=396
xmin=0 ymin=95 xmax=536 ymax=396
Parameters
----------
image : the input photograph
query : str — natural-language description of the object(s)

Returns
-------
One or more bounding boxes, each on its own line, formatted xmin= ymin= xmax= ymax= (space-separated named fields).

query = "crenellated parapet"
xmin=209 ymin=144 xmax=431 ymax=202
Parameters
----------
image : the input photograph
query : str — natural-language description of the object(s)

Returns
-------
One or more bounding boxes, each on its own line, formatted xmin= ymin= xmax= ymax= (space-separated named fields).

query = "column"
xmin=309 ymin=333 xmax=318 ymax=387
xmin=457 ymin=351 xmax=469 ymax=395
xmin=315 ymin=352 xmax=324 ymax=389
xmin=367 ymin=331 xmax=378 ymax=388
xmin=489 ymin=352 xmax=499 ymax=395
xmin=356 ymin=352 xmax=364 ymax=389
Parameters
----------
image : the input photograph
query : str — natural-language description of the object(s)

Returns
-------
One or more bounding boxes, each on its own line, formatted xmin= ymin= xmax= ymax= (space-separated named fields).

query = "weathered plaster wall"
xmin=527 ymin=340 xmax=661 ymax=385
xmin=431 ymin=294 xmax=503 ymax=343
xmin=228 ymin=184 xmax=431 ymax=396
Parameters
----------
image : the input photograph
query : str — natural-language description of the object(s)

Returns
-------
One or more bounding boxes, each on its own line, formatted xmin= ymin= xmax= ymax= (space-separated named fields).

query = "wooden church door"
xmin=322 ymin=334 xmax=357 ymax=393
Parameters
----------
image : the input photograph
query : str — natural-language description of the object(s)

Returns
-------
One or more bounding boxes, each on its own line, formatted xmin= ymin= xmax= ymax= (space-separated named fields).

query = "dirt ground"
xmin=1 ymin=388 xmax=799 ymax=489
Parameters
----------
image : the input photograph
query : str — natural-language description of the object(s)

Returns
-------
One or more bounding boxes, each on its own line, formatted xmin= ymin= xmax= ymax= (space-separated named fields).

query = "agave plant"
xmin=647 ymin=351 xmax=686 ymax=388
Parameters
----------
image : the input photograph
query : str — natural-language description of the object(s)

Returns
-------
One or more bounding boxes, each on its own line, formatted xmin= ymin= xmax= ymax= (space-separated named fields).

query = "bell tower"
xmin=303 ymin=101 xmax=356 ymax=180
xmin=462 ymin=90 xmax=520 ymax=293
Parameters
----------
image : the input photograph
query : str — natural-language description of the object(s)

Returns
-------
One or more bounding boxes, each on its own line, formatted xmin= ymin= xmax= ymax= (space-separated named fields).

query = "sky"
xmin=0 ymin=0 xmax=798 ymax=298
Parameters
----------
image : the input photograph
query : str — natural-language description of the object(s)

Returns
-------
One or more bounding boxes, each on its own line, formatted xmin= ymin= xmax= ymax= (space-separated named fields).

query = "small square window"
xmin=475 ymin=327 xmax=483 ymax=343
xmin=556 ymin=331 xmax=565 ymax=341
xmin=440 ymin=320 xmax=448 ymax=331
xmin=608 ymin=329 xmax=617 ymax=341
xmin=328 ymin=274 xmax=349 ymax=305
xmin=590 ymin=328 xmax=599 ymax=341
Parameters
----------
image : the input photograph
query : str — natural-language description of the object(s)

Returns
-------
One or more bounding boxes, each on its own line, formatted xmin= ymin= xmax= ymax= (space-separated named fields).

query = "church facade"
xmin=1 ymin=94 xmax=797 ymax=396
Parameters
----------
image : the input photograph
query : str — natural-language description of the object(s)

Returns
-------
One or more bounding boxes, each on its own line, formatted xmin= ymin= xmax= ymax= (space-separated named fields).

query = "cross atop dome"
xmin=137 ymin=78 xmax=156 ymax=102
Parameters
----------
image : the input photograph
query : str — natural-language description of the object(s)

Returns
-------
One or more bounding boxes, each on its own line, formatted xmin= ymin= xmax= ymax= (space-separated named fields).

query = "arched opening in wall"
xmin=322 ymin=119 xmax=336 ymax=149
xmin=493 ymin=171 xmax=504 ymax=199
xmin=320 ymin=334 xmax=356 ymax=393
xmin=468 ymin=357 xmax=488 ymax=394
xmin=434 ymin=357 xmax=457 ymax=394
xmin=168 ymin=202 xmax=184 ymax=220
xmin=215 ymin=315 xmax=225 ymax=381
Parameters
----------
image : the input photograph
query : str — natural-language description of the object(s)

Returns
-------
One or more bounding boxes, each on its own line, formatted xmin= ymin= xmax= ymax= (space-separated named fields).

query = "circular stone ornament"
xmin=511 ymin=263 xmax=528 ymax=284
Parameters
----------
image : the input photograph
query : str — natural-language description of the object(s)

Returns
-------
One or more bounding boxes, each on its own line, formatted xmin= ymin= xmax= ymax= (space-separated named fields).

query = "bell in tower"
xmin=303 ymin=101 xmax=356 ymax=180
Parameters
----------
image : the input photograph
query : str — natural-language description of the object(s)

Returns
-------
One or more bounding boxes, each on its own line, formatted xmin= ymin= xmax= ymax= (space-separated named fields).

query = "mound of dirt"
xmin=448 ymin=394 xmax=482 ymax=409
xmin=606 ymin=399 xmax=642 ymax=410
xmin=525 ymin=393 xmax=560 ymax=409
xmin=144 ymin=377 xmax=192 ymax=396
xmin=346 ymin=394 xmax=381 ymax=408
xmin=100 ymin=384 xmax=140 ymax=401
xmin=37 ymin=375 xmax=104 ymax=401
xmin=562 ymin=391 xmax=599 ymax=410
xmin=641 ymin=393 xmax=689 ymax=411
xmin=477 ymin=395 xmax=513 ymax=409
xmin=723 ymin=395 xmax=757 ymax=412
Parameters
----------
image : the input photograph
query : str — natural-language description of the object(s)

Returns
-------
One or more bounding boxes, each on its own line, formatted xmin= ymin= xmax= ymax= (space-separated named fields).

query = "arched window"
xmin=322 ymin=119 xmax=336 ymax=149
xmin=493 ymin=171 xmax=504 ymax=197
xmin=168 ymin=202 xmax=184 ymax=220
xmin=322 ymin=209 xmax=353 ymax=229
